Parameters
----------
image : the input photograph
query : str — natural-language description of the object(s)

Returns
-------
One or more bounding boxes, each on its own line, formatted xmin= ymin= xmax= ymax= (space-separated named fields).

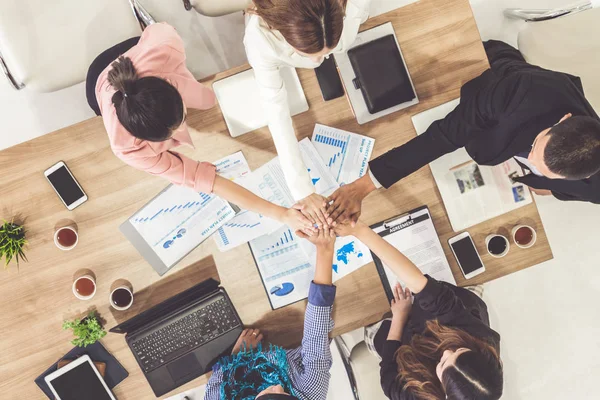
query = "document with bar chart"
xmin=129 ymin=185 xmax=235 ymax=267
xmin=249 ymin=226 xmax=314 ymax=309
xmin=311 ymin=124 xmax=375 ymax=185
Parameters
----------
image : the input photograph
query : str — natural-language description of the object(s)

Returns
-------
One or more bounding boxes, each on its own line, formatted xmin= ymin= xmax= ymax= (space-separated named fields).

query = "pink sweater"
xmin=96 ymin=23 xmax=217 ymax=193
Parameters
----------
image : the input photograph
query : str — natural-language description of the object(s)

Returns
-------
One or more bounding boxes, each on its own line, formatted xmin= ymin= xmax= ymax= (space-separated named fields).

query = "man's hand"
xmin=326 ymin=173 xmax=376 ymax=225
xmin=297 ymin=226 xmax=336 ymax=250
xmin=294 ymin=193 xmax=331 ymax=228
xmin=281 ymin=208 xmax=317 ymax=236
xmin=530 ymin=187 xmax=552 ymax=196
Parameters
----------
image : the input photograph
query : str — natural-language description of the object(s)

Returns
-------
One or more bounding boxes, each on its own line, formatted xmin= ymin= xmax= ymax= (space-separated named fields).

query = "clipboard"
xmin=370 ymin=205 xmax=456 ymax=301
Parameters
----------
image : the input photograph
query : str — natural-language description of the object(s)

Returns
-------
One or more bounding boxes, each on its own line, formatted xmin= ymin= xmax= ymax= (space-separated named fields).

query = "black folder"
xmin=34 ymin=341 xmax=128 ymax=399
xmin=348 ymin=34 xmax=416 ymax=114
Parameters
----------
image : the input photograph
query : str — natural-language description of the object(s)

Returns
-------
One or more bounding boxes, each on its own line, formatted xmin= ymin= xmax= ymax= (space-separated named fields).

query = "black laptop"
xmin=110 ymin=279 xmax=243 ymax=397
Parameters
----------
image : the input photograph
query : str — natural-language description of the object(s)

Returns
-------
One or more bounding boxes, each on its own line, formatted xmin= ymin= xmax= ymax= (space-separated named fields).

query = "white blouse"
xmin=243 ymin=0 xmax=371 ymax=201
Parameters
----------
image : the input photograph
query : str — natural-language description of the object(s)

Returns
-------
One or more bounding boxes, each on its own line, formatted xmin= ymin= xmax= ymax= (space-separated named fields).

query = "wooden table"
xmin=0 ymin=0 xmax=552 ymax=398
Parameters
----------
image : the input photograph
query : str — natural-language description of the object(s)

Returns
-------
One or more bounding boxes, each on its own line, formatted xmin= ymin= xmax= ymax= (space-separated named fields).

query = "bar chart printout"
xmin=249 ymin=226 xmax=314 ymax=309
xmin=130 ymin=185 xmax=235 ymax=266
xmin=311 ymin=124 xmax=375 ymax=185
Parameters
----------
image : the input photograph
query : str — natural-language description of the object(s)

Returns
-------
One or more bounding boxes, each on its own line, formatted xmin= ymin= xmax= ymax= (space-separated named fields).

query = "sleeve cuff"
xmin=368 ymin=169 xmax=383 ymax=189
xmin=194 ymin=162 xmax=217 ymax=194
xmin=308 ymin=282 xmax=337 ymax=307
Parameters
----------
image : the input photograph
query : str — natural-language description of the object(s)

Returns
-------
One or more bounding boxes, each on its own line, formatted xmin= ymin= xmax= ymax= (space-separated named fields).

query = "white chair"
xmin=505 ymin=0 xmax=600 ymax=112
xmin=136 ymin=0 xmax=248 ymax=80
xmin=329 ymin=328 xmax=389 ymax=400
xmin=0 ymin=0 xmax=149 ymax=92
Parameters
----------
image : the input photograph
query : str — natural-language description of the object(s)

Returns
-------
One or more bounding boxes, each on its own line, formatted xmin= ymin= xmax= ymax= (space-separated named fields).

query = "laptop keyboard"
xmin=131 ymin=297 xmax=239 ymax=372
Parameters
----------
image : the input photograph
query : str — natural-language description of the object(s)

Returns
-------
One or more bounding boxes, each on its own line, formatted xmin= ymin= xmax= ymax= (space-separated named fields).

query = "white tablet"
xmin=44 ymin=355 xmax=116 ymax=400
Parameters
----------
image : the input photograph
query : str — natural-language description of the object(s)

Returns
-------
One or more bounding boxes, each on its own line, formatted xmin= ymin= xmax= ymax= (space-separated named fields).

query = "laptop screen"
xmin=110 ymin=278 xmax=220 ymax=335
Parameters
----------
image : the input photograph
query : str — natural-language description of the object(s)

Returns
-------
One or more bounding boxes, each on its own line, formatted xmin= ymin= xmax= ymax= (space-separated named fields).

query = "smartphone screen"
xmin=47 ymin=166 xmax=85 ymax=207
xmin=450 ymin=236 xmax=483 ymax=275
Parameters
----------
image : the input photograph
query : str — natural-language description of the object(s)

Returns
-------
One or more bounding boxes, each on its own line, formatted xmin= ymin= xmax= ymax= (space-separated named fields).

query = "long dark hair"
xmin=395 ymin=320 xmax=503 ymax=400
xmin=107 ymin=56 xmax=184 ymax=142
xmin=252 ymin=0 xmax=348 ymax=54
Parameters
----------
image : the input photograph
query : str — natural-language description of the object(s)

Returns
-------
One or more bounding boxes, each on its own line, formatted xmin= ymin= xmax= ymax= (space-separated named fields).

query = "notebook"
xmin=213 ymin=67 xmax=309 ymax=137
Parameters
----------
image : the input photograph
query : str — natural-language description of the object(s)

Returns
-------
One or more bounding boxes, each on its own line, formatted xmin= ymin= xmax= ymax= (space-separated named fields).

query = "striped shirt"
xmin=204 ymin=282 xmax=337 ymax=400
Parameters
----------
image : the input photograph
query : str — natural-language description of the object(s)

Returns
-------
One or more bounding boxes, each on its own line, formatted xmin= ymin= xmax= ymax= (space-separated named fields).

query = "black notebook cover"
xmin=34 ymin=341 xmax=128 ymax=399
xmin=348 ymin=34 xmax=416 ymax=114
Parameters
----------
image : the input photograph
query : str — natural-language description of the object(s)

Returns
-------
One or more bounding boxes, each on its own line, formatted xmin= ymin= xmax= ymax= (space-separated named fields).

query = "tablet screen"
xmin=49 ymin=361 xmax=113 ymax=400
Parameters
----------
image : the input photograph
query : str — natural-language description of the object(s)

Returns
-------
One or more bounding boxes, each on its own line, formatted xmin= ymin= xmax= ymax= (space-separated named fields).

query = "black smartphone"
xmin=314 ymin=57 xmax=345 ymax=101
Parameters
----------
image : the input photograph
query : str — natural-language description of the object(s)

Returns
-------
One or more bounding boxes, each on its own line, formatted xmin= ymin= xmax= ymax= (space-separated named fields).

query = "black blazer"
xmin=369 ymin=40 xmax=600 ymax=204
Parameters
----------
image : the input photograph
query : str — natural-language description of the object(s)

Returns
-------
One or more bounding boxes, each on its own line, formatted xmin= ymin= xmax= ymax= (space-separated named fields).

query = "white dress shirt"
xmin=243 ymin=0 xmax=371 ymax=201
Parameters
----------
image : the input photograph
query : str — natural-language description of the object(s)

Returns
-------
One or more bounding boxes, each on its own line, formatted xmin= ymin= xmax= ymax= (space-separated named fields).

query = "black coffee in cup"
xmin=111 ymin=288 xmax=133 ymax=309
xmin=487 ymin=236 xmax=508 ymax=256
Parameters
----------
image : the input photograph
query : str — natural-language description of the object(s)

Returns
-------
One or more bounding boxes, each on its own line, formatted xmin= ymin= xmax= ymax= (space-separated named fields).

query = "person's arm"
xmin=116 ymin=145 xmax=314 ymax=232
xmin=246 ymin=41 xmax=330 ymax=227
xmin=212 ymin=175 xmax=315 ymax=231
xmin=203 ymin=365 xmax=224 ymax=400
xmin=345 ymin=223 xmax=427 ymax=293
xmin=294 ymin=228 xmax=337 ymax=400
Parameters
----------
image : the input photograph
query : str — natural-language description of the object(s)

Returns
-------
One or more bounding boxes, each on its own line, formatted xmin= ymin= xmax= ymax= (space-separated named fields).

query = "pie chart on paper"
xmin=270 ymin=283 xmax=295 ymax=297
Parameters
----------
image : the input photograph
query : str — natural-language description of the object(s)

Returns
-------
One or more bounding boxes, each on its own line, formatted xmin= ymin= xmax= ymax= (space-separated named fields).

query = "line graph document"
xmin=129 ymin=185 xmax=235 ymax=266
xmin=250 ymin=226 xmax=314 ymax=309
xmin=311 ymin=124 xmax=375 ymax=185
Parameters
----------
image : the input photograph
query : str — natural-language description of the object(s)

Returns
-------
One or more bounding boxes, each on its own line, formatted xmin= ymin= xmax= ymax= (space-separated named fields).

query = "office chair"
xmin=0 ymin=0 xmax=152 ymax=92
xmin=331 ymin=332 xmax=389 ymax=400
xmin=182 ymin=0 xmax=253 ymax=17
xmin=506 ymin=0 xmax=600 ymax=112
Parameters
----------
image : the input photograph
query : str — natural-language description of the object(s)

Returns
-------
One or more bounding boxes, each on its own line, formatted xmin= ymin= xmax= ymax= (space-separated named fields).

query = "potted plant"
xmin=62 ymin=311 xmax=107 ymax=347
xmin=0 ymin=219 xmax=27 ymax=269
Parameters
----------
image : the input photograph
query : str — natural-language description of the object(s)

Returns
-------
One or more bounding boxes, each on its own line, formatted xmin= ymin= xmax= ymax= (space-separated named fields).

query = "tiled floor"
xmin=1 ymin=1 xmax=598 ymax=399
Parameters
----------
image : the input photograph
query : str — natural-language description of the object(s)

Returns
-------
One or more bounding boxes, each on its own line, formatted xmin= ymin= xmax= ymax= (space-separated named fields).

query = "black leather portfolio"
xmin=34 ymin=341 xmax=128 ymax=399
xmin=348 ymin=34 xmax=416 ymax=114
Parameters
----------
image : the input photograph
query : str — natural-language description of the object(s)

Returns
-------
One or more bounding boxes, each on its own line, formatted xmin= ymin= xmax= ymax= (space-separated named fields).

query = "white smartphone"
xmin=44 ymin=355 xmax=116 ymax=400
xmin=44 ymin=161 xmax=87 ymax=210
xmin=448 ymin=232 xmax=485 ymax=279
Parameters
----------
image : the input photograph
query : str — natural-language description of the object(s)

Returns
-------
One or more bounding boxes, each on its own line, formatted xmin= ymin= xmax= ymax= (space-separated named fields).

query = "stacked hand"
xmin=297 ymin=225 xmax=336 ymax=249
xmin=326 ymin=173 xmax=376 ymax=226
xmin=294 ymin=193 xmax=332 ymax=228
xmin=390 ymin=283 xmax=412 ymax=326
xmin=282 ymin=207 xmax=317 ymax=236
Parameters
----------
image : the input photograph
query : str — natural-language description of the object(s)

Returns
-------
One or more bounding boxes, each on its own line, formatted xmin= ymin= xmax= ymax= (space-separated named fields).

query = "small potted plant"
xmin=0 ymin=219 xmax=28 ymax=269
xmin=62 ymin=311 xmax=107 ymax=348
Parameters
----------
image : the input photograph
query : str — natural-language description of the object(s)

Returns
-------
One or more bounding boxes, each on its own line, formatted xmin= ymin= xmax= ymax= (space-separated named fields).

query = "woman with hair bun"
xmin=87 ymin=23 xmax=315 ymax=234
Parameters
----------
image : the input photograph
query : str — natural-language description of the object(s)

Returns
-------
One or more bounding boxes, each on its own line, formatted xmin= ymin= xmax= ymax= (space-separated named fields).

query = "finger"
xmin=316 ymin=206 xmax=328 ymax=228
xmin=405 ymin=287 xmax=412 ymax=299
xmin=391 ymin=299 xmax=396 ymax=307
xmin=302 ymin=209 xmax=316 ymax=225
xmin=256 ymin=333 xmax=264 ymax=342
xmin=296 ymin=230 xmax=309 ymax=239
xmin=350 ymin=212 xmax=361 ymax=227
xmin=329 ymin=227 xmax=336 ymax=238
xmin=399 ymin=285 xmax=406 ymax=300
xmin=326 ymin=200 xmax=341 ymax=216
xmin=326 ymin=191 xmax=339 ymax=204
xmin=297 ymin=212 xmax=313 ymax=229
xmin=241 ymin=329 xmax=249 ymax=336
xmin=330 ymin=205 xmax=348 ymax=223
xmin=292 ymin=203 xmax=304 ymax=211
xmin=393 ymin=285 xmax=400 ymax=301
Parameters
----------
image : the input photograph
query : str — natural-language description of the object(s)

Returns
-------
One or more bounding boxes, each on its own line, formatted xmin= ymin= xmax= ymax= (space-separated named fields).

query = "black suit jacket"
xmin=369 ymin=40 xmax=600 ymax=204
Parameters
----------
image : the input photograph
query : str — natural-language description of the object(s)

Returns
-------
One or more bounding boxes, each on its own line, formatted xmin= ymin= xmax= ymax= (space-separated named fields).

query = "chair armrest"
xmin=333 ymin=337 xmax=361 ymax=400
xmin=505 ymin=0 xmax=595 ymax=21
xmin=186 ymin=0 xmax=252 ymax=17
xmin=0 ymin=50 xmax=24 ymax=90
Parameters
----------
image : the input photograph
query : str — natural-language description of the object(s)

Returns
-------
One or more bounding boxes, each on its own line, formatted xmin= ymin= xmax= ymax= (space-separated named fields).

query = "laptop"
xmin=110 ymin=279 xmax=243 ymax=397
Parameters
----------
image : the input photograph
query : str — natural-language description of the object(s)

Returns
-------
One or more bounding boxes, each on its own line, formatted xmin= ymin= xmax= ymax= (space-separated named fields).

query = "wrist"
xmin=317 ymin=245 xmax=335 ymax=255
xmin=358 ymin=173 xmax=377 ymax=196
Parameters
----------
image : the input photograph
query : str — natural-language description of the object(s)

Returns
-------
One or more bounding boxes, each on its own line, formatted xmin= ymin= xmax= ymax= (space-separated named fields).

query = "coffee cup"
xmin=485 ymin=234 xmax=510 ymax=258
xmin=54 ymin=223 xmax=78 ymax=251
xmin=512 ymin=225 xmax=537 ymax=249
xmin=72 ymin=274 xmax=96 ymax=300
xmin=109 ymin=280 xmax=134 ymax=311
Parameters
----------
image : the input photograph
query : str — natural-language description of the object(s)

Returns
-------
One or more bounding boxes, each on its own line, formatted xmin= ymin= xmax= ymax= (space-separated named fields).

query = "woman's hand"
xmin=294 ymin=193 xmax=331 ymax=228
xmin=297 ymin=226 xmax=336 ymax=250
xmin=333 ymin=219 xmax=366 ymax=237
xmin=326 ymin=173 xmax=376 ymax=225
xmin=390 ymin=283 xmax=413 ymax=325
xmin=282 ymin=208 xmax=317 ymax=235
